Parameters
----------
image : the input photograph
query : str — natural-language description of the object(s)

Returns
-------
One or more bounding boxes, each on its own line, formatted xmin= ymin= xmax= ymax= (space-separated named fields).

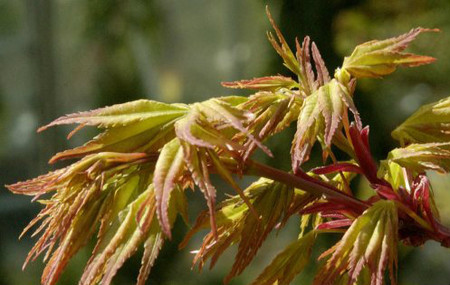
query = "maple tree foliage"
xmin=6 ymin=7 xmax=450 ymax=285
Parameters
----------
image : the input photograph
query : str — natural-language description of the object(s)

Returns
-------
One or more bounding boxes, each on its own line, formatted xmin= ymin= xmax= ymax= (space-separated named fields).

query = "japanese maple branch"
xmin=246 ymin=159 xmax=369 ymax=212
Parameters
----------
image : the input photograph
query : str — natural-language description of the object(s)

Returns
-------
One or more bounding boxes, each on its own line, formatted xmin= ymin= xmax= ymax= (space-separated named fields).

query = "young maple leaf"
xmin=153 ymin=138 xmax=186 ymax=239
xmin=380 ymin=142 xmax=450 ymax=175
xmin=392 ymin=96 xmax=450 ymax=145
xmin=38 ymin=99 xmax=188 ymax=163
xmin=342 ymin=27 xmax=438 ymax=78
xmin=180 ymin=178 xmax=311 ymax=283
xmin=6 ymin=152 xmax=177 ymax=285
xmin=233 ymin=91 xmax=303 ymax=159
xmin=265 ymin=7 xmax=301 ymax=78
xmin=221 ymin=75 xmax=298 ymax=91
xmin=315 ymin=200 xmax=398 ymax=285
xmin=156 ymin=97 xmax=268 ymax=238
xmin=291 ymin=79 xmax=361 ymax=172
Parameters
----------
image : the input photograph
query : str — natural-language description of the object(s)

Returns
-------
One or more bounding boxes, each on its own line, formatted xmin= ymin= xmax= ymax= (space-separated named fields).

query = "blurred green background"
xmin=1 ymin=0 xmax=450 ymax=284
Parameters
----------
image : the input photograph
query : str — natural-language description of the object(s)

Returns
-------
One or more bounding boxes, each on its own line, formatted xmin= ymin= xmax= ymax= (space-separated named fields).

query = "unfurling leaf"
xmin=292 ymin=79 xmax=360 ymax=171
xmin=222 ymin=76 xmax=298 ymax=91
xmin=6 ymin=153 xmax=187 ymax=285
xmin=392 ymin=96 xmax=450 ymax=145
xmin=181 ymin=178 xmax=298 ymax=283
xmin=237 ymin=91 xmax=302 ymax=158
xmin=172 ymin=97 xmax=270 ymax=237
xmin=315 ymin=200 xmax=398 ymax=285
xmin=342 ymin=28 xmax=438 ymax=78
xmin=266 ymin=7 xmax=301 ymax=76
xmin=251 ymin=231 xmax=316 ymax=285
xmin=154 ymin=138 xmax=186 ymax=239
xmin=380 ymin=142 xmax=450 ymax=175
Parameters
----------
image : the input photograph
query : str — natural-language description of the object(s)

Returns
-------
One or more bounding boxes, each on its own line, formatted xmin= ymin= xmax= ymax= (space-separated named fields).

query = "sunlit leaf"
xmin=39 ymin=100 xmax=187 ymax=163
xmin=222 ymin=76 xmax=298 ymax=91
xmin=154 ymin=138 xmax=186 ymax=239
xmin=381 ymin=142 xmax=450 ymax=175
xmin=315 ymin=200 xmax=398 ymax=285
xmin=38 ymin=99 xmax=188 ymax=131
xmin=392 ymin=96 xmax=450 ymax=145
xmin=237 ymin=91 xmax=302 ymax=158
xmin=343 ymin=28 xmax=437 ymax=78
xmin=181 ymin=178 xmax=298 ymax=283
xmin=291 ymin=79 xmax=360 ymax=171
xmin=266 ymin=7 xmax=301 ymax=76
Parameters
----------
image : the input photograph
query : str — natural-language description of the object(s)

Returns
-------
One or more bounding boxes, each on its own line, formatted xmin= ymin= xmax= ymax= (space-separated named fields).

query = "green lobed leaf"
xmin=392 ymin=96 xmax=450 ymax=145
xmin=49 ymin=118 xmax=177 ymax=163
xmin=39 ymin=100 xmax=187 ymax=163
xmin=380 ymin=142 xmax=450 ymax=175
xmin=342 ymin=28 xmax=437 ymax=78
xmin=377 ymin=159 xmax=406 ymax=191
xmin=38 ymin=99 xmax=188 ymax=131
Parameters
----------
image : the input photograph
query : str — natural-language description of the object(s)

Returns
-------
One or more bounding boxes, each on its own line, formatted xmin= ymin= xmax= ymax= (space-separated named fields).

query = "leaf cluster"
xmin=6 ymin=6 xmax=450 ymax=285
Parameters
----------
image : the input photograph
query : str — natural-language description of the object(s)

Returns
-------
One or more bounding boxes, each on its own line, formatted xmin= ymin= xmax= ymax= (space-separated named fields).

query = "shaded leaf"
xmin=251 ymin=231 xmax=316 ymax=285
xmin=9 ymin=154 xmax=151 ymax=285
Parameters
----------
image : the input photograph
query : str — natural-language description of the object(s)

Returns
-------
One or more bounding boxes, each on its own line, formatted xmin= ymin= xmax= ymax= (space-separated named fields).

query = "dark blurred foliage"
xmin=1 ymin=0 xmax=450 ymax=284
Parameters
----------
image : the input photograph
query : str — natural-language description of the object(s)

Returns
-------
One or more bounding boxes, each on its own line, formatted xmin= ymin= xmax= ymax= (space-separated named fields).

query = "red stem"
xmin=247 ymin=160 xmax=369 ymax=213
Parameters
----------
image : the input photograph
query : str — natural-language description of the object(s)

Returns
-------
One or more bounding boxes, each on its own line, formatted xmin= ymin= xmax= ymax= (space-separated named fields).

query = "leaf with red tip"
xmin=311 ymin=42 xmax=331 ymax=86
xmin=154 ymin=138 xmax=185 ymax=239
xmin=292 ymin=79 xmax=359 ymax=171
xmin=238 ymin=91 xmax=302 ymax=159
xmin=181 ymin=178 xmax=297 ymax=281
xmin=314 ymin=200 xmax=398 ymax=285
xmin=221 ymin=76 xmax=297 ymax=91
xmin=342 ymin=28 xmax=438 ymax=78
xmin=295 ymin=36 xmax=316 ymax=93
xmin=180 ymin=142 xmax=219 ymax=238
xmin=266 ymin=7 xmax=301 ymax=76
xmin=38 ymin=99 xmax=188 ymax=131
